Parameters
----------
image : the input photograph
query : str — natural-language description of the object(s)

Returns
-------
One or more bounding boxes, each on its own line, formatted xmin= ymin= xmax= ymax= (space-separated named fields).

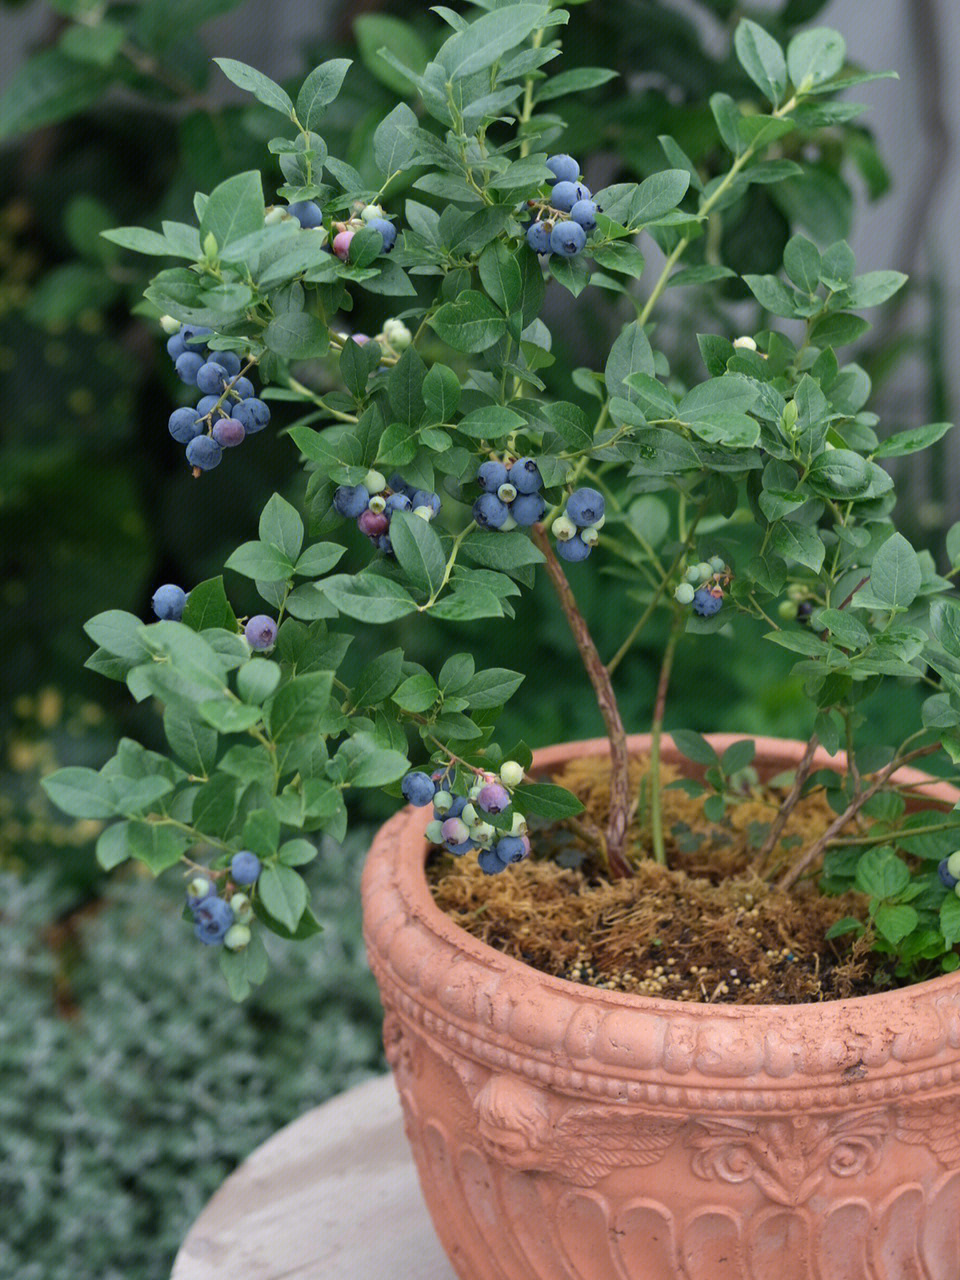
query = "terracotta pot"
xmin=362 ymin=735 xmax=960 ymax=1280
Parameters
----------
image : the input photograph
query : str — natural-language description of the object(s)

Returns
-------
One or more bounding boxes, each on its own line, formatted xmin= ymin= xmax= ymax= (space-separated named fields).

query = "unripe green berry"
xmin=368 ymin=494 xmax=387 ymax=514
xmin=787 ymin=583 xmax=806 ymax=602
xmin=434 ymin=790 xmax=453 ymax=813
xmin=553 ymin=513 xmax=577 ymax=542
xmin=581 ymin=526 xmax=599 ymax=548
xmin=361 ymin=203 xmax=383 ymax=222
xmin=264 ymin=206 xmax=285 ymax=225
xmin=472 ymin=821 xmax=496 ymax=845
xmin=224 ymin=923 xmax=251 ymax=951
xmin=363 ymin=469 xmax=386 ymax=494
xmin=733 ymin=335 xmax=757 ymax=351
xmin=509 ymin=812 xmax=528 ymax=837
xmin=187 ymin=876 xmax=212 ymax=901
xmin=778 ymin=599 xmax=799 ymax=621
xmin=425 ymin=820 xmax=445 ymax=843
xmin=230 ymin=892 xmax=254 ymax=923
xmin=675 ymin=583 xmax=695 ymax=605
xmin=159 ymin=314 xmax=181 ymax=335
xmin=685 ymin=565 xmax=703 ymax=584
xmin=696 ymin=562 xmax=714 ymax=581
xmin=499 ymin=760 xmax=524 ymax=787
xmin=501 ymin=514 xmax=518 ymax=531
xmin=497 ymin=483 xmax=518 ymax=503
xmin=947 ymin=850 xmax=960 ymax=880
xmin=591 ymin=513 xmax=605 ymax=531
xmin=709 ymin=556 xmax=725 ymax=573
xmin=413 ymin=505 xmax=434 ymax=521
xmin=461 ymin=802 xmax=478 ymax=826
xmin=469 ymin=783 xmax=483 ymax=800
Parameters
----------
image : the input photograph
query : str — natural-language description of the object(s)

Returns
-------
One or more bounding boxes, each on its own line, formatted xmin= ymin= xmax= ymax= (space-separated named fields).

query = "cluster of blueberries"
xmin=779 ymin=584 xmax=815 ymax=624
xmin=164 ymin=321 xmax=271 ymax=472
xmin=938 ymin=852 xmax=960 ymax=893
xmin=525 ymin=154 xmax=598 ymax=259
xmin=333 ymin=470 xmax=441 ymax=556
xmin=323 ymin=201 xmax=399 ymax=262
xmin=673 ymin=558 xmax=728 ymax=618
xmin=150 ymin=582 xmax=277 ymax=649
xmin=337 ymin=318 xmax=412 ymax=355
xmin=473 ymin=457 xmax=545 ymax=530
xmin=185 ymin=851 xmax=261 ymax=948
xmin=551 ymin=487 xmax=605 ymax=562
xmin=401 ymin=761 xmax=530 ymax=875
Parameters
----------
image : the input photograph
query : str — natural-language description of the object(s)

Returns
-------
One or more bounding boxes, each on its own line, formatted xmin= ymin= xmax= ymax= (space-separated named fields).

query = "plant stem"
xmin=531 ymin=524 xmax=632 ymax=878
xmin=648 ymin=614 xmax=684 ymax=865
xmin=758 ymin=732 xmax=820 ymax=861
xmin=778 ymin=744 xmax=942 ymax=891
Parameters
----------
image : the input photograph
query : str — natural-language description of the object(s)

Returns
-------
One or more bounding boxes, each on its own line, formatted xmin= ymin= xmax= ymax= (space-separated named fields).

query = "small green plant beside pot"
xmin=41 ymin=4 xmax=960 ymax=1002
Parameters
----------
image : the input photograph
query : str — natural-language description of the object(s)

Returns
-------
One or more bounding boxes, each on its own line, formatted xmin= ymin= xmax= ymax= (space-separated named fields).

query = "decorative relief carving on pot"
xmin=685 ymin=1111 xmax=888 ymax=1207
xmin=468 ymin=1072 xmax=684 ymax=1185
xmin=895 ymin=1097 xmax=960 ymax=1167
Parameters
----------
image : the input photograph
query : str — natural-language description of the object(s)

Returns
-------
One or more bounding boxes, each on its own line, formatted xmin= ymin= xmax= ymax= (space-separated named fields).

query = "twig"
xmin=758 ymin=733 xmax=819 ymax=861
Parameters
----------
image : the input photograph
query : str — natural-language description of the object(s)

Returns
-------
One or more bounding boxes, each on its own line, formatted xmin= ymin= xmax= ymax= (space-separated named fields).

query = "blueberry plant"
xmin=40 ymin=2 xmax=960 ymax=998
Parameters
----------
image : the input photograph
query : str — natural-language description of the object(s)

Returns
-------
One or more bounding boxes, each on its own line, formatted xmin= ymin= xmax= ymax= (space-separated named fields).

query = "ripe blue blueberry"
xmin=196 ymin=395 xmax=220 ymax=418
xmin=570 ymin=199 xmax=598 ymax=232
xmin=385 ymin=493 xmax=412 ymax=514
xmin=168 ymin=407 xmax=203 ymax=444
xmin=185 ymin=435 xmax=222 ymax=470
xmin=446 ymin=838 xmax=477 ymax=857
xmin=287 ymin=200 xmax=324 ymax=228
xmin=526 ymin=221 xmax=551 ymax=254
xmin=180 ymin=324 xmax=213 ymax=345
xmin=245 ymin=615 xmax=278 ymax=649
xmin=239 ymin=398 xmax=270 ymax=432
xmin=215 ymin=350 xmax=242 ymax=378
xmin=230 ymin=376 xmax=255 ymax=401
xmin=495 ymin=835 xmax=528 ymax=864
xmin=196 ymin=362 xmax=227 ymax=395
xmin=368 ymin=217 xmax=397 ymax=252
xmin=193 ymin=896 xmax=235 ymax=945
xmin=478 ymin=848 xmax=508 ymax=876
xmin=478 ymin=782 xmax=510 ymax=814
xmin=550 ymin=221 xmax=586 ymax=256
xmin=551 ymin=181 xmax=580 ymax=212
xmin=231 ymin=851 xmax=262 ymax=884
xmin=511 ymin=493 xmax=545 ymax=526
xmin=510 ymin=457 xmax=542 ymax=493
xmin=378 ymin=535 xmax=394 ymax=556
xmin=402 ymin=771 xmax=437 ymax=807
xmin=166 ymin=332 xmax=188 ymax=361
xmin=566 ymin=487 xmax=604 ymax=526
xmin=555 ymin=534 xmax=591 ymax=562
xmin=212 ymin=418 xmax=245 ymax=447
xmin=939 ymin=859 xmax=959 ymax=890
xmin=477 ymin=460 xmax=509 ymax=492
xmin=152 ymin=583 xmax=187 ymax=621
xmin=546 ymin=153 xmax=580 ymax=183
xmin=411 ymin=490 xmax=441 ymax=517
xmin=474 ymin=493 xmax=510 ymax=530
xmin=175 ymin=352 xmax=205 ymax=385
xmin=692 ymin=587 xmax=723 ymax=617
xmin=334 ymin=484 xmax=370 ymax=518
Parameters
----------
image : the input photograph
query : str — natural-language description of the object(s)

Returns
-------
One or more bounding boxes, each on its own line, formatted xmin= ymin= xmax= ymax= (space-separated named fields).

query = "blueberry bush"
xmin=40 ymin=2 xmax=960 ymax=993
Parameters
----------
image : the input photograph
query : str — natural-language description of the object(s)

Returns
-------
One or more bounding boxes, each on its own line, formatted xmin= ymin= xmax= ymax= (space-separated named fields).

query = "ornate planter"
xmin=362 ymin=735 xmax=960 ymax=1280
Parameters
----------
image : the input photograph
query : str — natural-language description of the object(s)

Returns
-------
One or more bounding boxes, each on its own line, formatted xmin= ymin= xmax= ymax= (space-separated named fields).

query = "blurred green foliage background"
xmin=0 ymin=0 xmax=950 ymax=1274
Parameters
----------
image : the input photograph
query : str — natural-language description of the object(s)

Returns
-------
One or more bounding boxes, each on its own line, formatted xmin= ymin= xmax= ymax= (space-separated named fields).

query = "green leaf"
xmin=591 ymin=241 xmax=646 ymax=279
xmin=734 ymin=19 xmax=787 ymax=106
xmin=225 ymin=541 xmax=294 ymax=583
xmin=844 ymin=271 xmax=907 ymax=308
xmin=126 ymin=821 xmax=191 ymax=875
xmin=388 ymin=347 xmax=427 ymax=426
xmin=181 ymin=577 xmax=238 ymax=633
xmin=84 ymin=610 xmax=153 ymax=662
xmin=456 ymin=406 xmax=525 ymax=439
xmin=535 ymin=66 xmax=618 ymax=102
xmin=389 ymin=511 xmax=446 ymax=596
xmin=460 ymin=530 xmax=545 ymax=578
xmin=783 ymin=234 xmax=821 ymax=294
xmin=478 ymin=242 xmax=522 ymax=314
xmin=297 ymin=58 xmax=352 ymax=130
xmin=436 ymin=5 xmax=551 ymax=81
xmin=59 ymin=21 xmax=125 ymax=66
xmin=0 ymin=48 xmax=112 ymax=141
xmin=742 ymin=274 xmax=801 ymax=317
xmin=629 ymin=170 xmax=690 ymax=225
xmin=42 ymin=767 xmax=116 ymax=819
xmin=874 ymin=421 xmax=952 ymax=459
xmin=721 ymin=739 xmax=756 ymax=776
xmin=422 ymin=363 xmax=461 ymax=422
xmin=236 ymin=660 xmax=282 ymax=704
xmin=321 ymin=573 xmax=418 ymax=623
xmin=512 ymin=783 xmax=584 ymax=819
xmin=787 ymin=27 xmax=846 ymax=90
xmin=463 ymin=667 xmax=524 ymax=709
xmin=100 ymin=226 xmax=177 ymax=257
xmin=374 ymin=102 xmax=419 ymax=175
xmin=429 ymin=291 xmax=507 ymax=353
xmin=941 ymin=895 xmax=960 ymax=947
xmin=391 ymin=673 xmax=439 ymax=713
xmin=669 ymin=730 xmax=719 ymax=766
xmin=264 ymin=312 xmax=328 ymax=360
xmin=854 ymin=846 xmax=910 ymax=900
xmin=605 ymin=320 xmax=655 ymax=402
xmin=268 ymin=672 xmax=335 ymax=740
xmin=770 ymin=522 xmax=825 ymax=573
xmin=355 ymin=15 xmax=429 ymax=95
xmin=258 ymin=865 xmax=308 ymax=931
xmin=333 ymin=732 xmax=409 ymax=786
xmin=873 ymin=903 xmax=918 ymax=945
xmin=96 ymin=822 xmax=131 ymax=871
xmin=807 ymin=449 xmax=874 ymax=499
xmin=259 ymin=493 xmax=304 ymax=563
xmin=931 ymin=600 xmax=960 ymax=660
xmin=542 ymin=401 xmax=592 ymax=450
xmin=213 ymin=58 xmax=293 ymax=114
xmin=353 ymin=648 xmax=404 ymax=705
xmin=164 ymin=706 xmax=218 ymax=775
xmin=294 ymin=543 xmax=344 ymax=577
xmin=868 ymin=533 xmax=921 ymax=610
xmin=197 ymin=700 xmax=263 ymax=733
xmin=199 ymin=171 xmax=265 ymax=252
